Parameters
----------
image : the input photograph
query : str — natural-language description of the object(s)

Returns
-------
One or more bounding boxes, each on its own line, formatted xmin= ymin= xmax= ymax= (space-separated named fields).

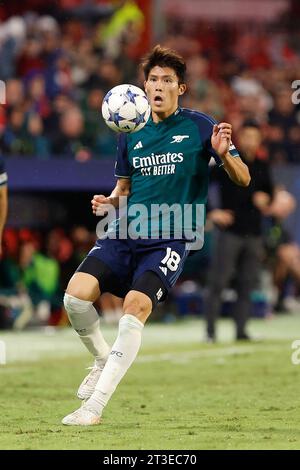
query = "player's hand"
xmin=211 ymin=123 xmax=232 ymax=158
xmin=91 ymin=195 xmax=113 ymax=216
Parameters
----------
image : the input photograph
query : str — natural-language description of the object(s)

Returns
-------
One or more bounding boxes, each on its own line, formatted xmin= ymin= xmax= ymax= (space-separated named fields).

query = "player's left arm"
xmin=211 ymin=123 xmax=251 ymax=187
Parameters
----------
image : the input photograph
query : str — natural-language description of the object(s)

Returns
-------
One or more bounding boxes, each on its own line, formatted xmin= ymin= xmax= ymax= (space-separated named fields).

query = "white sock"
xmin=87 ymin=314 xmax=144 ymax=414
xmin=64 ymin=293 xmax=110 ymax=366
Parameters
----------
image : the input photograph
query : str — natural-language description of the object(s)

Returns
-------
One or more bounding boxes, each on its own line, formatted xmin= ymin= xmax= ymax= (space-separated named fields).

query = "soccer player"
xmin=0 ymin=155 xmax=8 ymax=257
xmin=62 ymin=45 xmax=250 ymax=425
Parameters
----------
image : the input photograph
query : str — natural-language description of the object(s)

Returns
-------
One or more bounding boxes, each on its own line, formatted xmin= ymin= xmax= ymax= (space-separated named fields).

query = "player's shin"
xmin=63 ymin=293 xmax=110 ymax=366
xmin=86 ymin=314 xmax=144 ymax=414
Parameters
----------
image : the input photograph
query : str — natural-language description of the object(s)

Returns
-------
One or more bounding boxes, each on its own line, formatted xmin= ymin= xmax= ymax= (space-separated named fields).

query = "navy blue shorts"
xmin=83 ymin=238 xmax=190 ymax=300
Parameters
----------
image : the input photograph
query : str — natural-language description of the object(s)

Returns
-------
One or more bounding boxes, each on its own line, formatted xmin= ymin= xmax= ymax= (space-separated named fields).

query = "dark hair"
xmin=141 ymin=45 xmax=186 ymax=84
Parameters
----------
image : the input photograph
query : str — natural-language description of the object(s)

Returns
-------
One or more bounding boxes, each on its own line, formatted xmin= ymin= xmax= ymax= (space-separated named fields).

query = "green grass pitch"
xmin=1 ymin=315 xmax=300 ymax=450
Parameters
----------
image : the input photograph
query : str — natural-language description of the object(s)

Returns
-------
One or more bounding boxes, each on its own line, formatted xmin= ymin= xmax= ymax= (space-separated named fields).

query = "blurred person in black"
xmin=205 ymin=122 xmax=273 ymax=341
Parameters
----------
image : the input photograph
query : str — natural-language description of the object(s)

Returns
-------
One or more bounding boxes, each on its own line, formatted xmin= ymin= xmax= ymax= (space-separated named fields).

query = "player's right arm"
xmin=91 ymin=178 xmax=131 ymax=214
xmin=92 ymin=133 xmax=131 ymax=214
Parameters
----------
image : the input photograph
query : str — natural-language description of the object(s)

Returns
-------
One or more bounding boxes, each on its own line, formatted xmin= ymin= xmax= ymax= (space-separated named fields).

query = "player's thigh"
xmin=66 ymin=271 xmax=100 ymax=302
xmin=67 ymin=238 xmax=133 ymax=302
xmin=76 ymin=254 xmax=130 ymax=300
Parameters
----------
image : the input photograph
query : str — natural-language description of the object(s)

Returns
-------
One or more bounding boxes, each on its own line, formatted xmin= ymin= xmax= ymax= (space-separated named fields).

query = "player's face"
xmin=144 ymin=66 xmax=186 ymax=121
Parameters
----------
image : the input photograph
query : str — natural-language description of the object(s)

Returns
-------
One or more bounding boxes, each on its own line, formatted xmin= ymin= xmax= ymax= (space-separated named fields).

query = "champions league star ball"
xmin=101 ymin=84 xmax=151 ymax=133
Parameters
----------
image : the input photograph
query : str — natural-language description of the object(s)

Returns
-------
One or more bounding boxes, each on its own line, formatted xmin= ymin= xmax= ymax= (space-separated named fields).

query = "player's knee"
xmin=123 ymin=291 xmax=152 ymax=322
xmin=63 ymin=293 xmax=99 ymax=333
xmin=64 ymin=292 xmax=93 ymax=316
xmin=66 ymin=272 xmax=101 ymax=301
xmin=65 ymin=285 xmax=90 ymax=302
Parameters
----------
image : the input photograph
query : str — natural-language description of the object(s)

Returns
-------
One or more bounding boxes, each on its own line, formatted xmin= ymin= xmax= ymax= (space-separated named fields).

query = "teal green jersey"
xmin=114 ymin=107 xmax=239 ymax=240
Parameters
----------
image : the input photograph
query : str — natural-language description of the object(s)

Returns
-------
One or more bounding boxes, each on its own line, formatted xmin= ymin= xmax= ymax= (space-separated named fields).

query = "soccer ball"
xmin=101 ymin=84 xmax=151 ymax=133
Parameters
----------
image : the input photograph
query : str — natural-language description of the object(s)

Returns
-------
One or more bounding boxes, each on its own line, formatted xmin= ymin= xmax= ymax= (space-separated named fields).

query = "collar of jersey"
xmin=149 ymin=107 xmax=181 ymax=127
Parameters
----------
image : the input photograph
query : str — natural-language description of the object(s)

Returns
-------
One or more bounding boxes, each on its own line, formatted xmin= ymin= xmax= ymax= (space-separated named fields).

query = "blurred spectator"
xmin=231 ymin=71 xmax=272 ymax=124
xmin=26 ymin=113 xmax=50 ymax=158
xmin=0 ymin=224 xmax=98 ymax=328
xmin=205 ymin=122 xmax=274 ymax=341
xmin=83 ymin=58 xmax=124 ymax=91
xmin=45 ymin=52 xmax=73 ymax=98
xmin=0 ymin=235 xmax=61 ymax=329
xmin=0 ymin=107 xmax=28 ymax=155
xmin=19 ymin=240 xmax=60 ymax=323
xmin=267 ymin=87 xmax=300 ymax=163
xmin=5 ymin=78 xmax=24 ymax=109
xmin=17 ymin=36 xmax=44 ymax=78
xmin=183 ymin=55 xmax=224 ymax=119
xmin=81 ymin=87 xmax=116 ymax=157
xmin=52 ymin=106 xmax=91 ymax=160
xmin=43 ymin=93 xmax=75 ymax=142
xmin=26 ymin=74 xmax=51 ymax=118
xmin=0 ymin=17 xmax=26 ymax=80
xmin=70 ymin=225 xmax=95 ymax=263
xmin=98 ymin=0 xmax=145 ymax=59
xmin=263 ymin=188 xmax=300 ymax=311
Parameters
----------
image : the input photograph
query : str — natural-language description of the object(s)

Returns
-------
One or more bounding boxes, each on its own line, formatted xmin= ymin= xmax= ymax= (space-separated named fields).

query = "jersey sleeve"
xmin=0 ymin=156 xmax=8 ymax=186
xmin=114 ymin=133 xmax=130 ymax=178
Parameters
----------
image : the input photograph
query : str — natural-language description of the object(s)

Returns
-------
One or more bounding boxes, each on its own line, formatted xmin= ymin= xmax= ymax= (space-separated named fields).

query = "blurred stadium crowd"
xmin=1 ymin=0 xmax=300 ymax=331
xmin=0 ymin=1 xmax=300 ymax=162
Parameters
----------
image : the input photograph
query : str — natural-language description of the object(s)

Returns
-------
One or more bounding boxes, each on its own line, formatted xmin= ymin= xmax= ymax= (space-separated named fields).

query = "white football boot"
xmin=62 ymin=403 xmax=101 ymax=426
xmin=77 ymin=361 xmax=104 ymax=400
